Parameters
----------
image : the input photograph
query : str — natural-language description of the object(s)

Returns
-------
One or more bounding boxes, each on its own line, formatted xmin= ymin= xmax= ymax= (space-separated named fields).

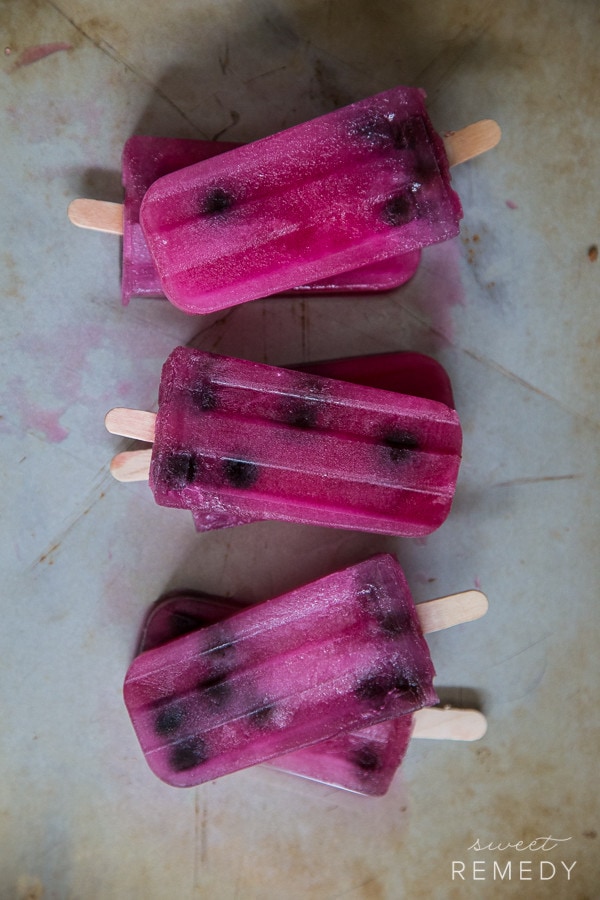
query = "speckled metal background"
xmin=1 ymin=1 xmax=598 ymax=897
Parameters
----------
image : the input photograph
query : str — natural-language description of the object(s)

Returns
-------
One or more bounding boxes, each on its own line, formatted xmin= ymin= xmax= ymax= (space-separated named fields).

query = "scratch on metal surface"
xmin=189 ymin=309 xmax=236 ymax=352
xmin=328 ymin=875 xmax=381 ymax=900
xmin=28 ymin=467 xmax=113 ymax=571
xmin=194 ymin=788 xmax=207 ymax=888
xmin=218 ymin=42 xmax=230 ymax=75
xmin=243 ymin=65 xmax=289 ymax=85
xmin=411 ymin=0 xmax=501 ymax=101
xmin=211 ymin=110 xmax=240 ymax=141
xmin=490 ymin=634 xmax=550 ymax=669
xmin=492 ymin=474 xmax=582 ymax=487
xmin=462 ymin=346 xmax=599 ymax=427
xmin=44 ymin=0 xmax=209 ymax=137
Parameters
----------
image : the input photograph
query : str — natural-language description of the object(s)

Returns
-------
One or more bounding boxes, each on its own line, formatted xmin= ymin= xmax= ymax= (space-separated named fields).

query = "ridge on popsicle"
xmin=105 ymin=348 xmax=463 ymax=537
xmin=68 ymin=86 xmax=500 ymax=312
xmin=123 ymin=553 xmax=488 ymax=788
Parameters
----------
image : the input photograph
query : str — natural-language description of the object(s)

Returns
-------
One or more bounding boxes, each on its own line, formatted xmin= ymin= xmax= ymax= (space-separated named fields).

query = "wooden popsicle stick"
xmin=68 ymin=199 xmax=123 ymax=234
xmin=417 ymin=590 xmax=488 ymax=634
xmin=110 ymin=448 xmax=152 ymax=482
xmin=412 ymin=707 xmax=487 ymax=741
xmin=68 ymin=120 xmax=501 ymax=233
xmin=443 ymin=119 xmax=501 ymax=167
xmin=105 ymin=407 xmax=156 ymax=441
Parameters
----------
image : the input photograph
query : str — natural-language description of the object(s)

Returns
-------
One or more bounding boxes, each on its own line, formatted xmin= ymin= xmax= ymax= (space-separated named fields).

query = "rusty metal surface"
xmin=1 ymin=1 xmax=598 ymax=897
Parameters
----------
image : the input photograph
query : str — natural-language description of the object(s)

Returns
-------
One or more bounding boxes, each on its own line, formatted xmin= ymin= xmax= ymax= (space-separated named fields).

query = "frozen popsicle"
xmin=135 ymin=87 xmax=499 ymax=313
xmin=137 ymin=589 xmax=486 ymax=795
xmin=106 ymin=346 xmax=462 ymax=536
xmin=68 ymin=135 xmax=421 ymax=304
xmin=124 ymin=553 xmax=487 ymax=787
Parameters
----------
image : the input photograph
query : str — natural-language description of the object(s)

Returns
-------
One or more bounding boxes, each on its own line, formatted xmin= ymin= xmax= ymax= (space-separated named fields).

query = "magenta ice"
xmin=124 ymin=554 xmax=437 ymax=787
xmin=122 ymin=135 xmax=421 ymax=304
xmin=150 ymin=347 xmax=462 ymax=536
xmin=139 ymin=86 xmax=462 ymax=313
xmin=138 ymin=590 xmax=413 ymax=795
xmin=122 ymin=137 xmax=237 ymax=305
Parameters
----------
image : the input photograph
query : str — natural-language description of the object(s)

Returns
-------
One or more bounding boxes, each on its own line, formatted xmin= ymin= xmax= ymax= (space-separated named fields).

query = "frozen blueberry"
xmin=382 ymin=187 xmax=421 ymax=227
xmin=351 ymin=112 xmax=393 ymax=145
xmin=359 ymin=584 xmax=413 ymax=636
xmin=383 ymin=429 xmax=419 ymax=463
xmin=390 ymin=115 xmax=423 ymax=151
xmin=159 ymin=451 xmax=198 ymax=490
xmin=197 ymin=673 xmax=232 ymax=708
xmin=223 ymin=458 xmax=259 ymax=489
xmin=189 ymin=377 xmax=218 ymax=411
xmin=355 ymin=671 xmax=395 ymax=703
xmin=378 ymin=609 xmax=413 ymax=637
xmin=283 ymin=399 xmax=320 ymax=429
xmin=248 ymin=701 xmax=276 ymax=729
xmin=355 ymin=662 xmax=420 ymax=703
xmin=352 ymin=744 xmax=382 ymax=772
xmin=202 ymin=187 xmax=234 ymax=216
xmin=169 ymin=736 xmax=209 ymax=772
xmin=155 ymin=703 xmax=186 ymax=736
xmin=204 ymin=633 xmax=236 ymax=659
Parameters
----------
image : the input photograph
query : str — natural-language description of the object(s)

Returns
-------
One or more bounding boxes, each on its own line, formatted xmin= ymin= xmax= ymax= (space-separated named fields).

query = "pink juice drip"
xmin=12 ymin=43 xmax=72 ymax=69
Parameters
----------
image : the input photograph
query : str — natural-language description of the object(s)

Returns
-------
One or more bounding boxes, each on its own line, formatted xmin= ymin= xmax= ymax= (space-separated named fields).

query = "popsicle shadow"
xmin=67 ymin=165 xmax=123 ymax=203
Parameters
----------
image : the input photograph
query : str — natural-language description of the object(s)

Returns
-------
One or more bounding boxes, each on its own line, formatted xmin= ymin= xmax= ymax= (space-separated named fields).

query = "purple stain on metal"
xmin=12 ymin=43 xmax=73 ymax=69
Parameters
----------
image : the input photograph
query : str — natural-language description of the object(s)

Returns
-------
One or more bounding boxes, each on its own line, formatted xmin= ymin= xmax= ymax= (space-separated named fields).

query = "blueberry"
xmin=383 ymin=429 xmax=419 ymax=463
xmin=359 ymin=584 xmax=413 ymax=636
xmin=169 ymin=737 xmax=209 ymax=772
xmin=351 ymin=112 xmax=393 ymax=144
xmin=197 ymin=673 xmax=232 ymax=708
xmin=248 ymin=702 xmax=275 ymax=729
xmin=354 ymin=671 xmax=395 ymax=703
xmin=223 ymin=458 xmax=259 ymax=489
xmin=381 ymin=187 xmax=420 ymax=227
xmin=155 ymin=703 xmax=186 ymax=736
xmin=204 ymin=634 xmax=236 ymax=661
xmin=284 ymin=399 xmax=320 ymax=429
xmin=202 ymin=187 xmax=234 ymax=216
xmin=189 ymin=377 xmax=218 ymax=411
xmin=159 ymin=451 xmax=198 ymax=490
xmin=352 ymin=744 xmax=382 ymax=772
xmin=391 ymin=116 xmax=423 ymax=152
xmin=378 ymin=609 xmax=413 ymax=637
xmin=355 ymin=662 xmax=420 ymax=703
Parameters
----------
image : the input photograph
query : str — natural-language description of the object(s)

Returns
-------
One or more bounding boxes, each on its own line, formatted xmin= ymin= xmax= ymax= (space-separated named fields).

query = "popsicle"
xmin=124 ymin=554 xmax=487 ymax=787
xmin=137 ymin=589 xmax=486 ymax=795
xmin=123 ymin=137 xmax=423 ymax=302
xmin=106 ymin=346 xmax=462 ymax=536
xmin=136 ymin=87 xmax=499 ymax=314
xmin=68 ymin=103 xmax=501 ymax=309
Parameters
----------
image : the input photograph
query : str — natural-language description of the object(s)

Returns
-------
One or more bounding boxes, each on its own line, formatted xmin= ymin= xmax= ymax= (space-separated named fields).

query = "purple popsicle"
xmin=150 ymin=347 xmax=462 ymax=536
xmin=139 ymin=85 xmax=462 ymax=314
xmin=123 ymin=554 xmax=437 ymax=787
xmin=138 ymin=591 xmax=413 ymax=796
xmin=122 ymin=135 xmax=421 ymax=304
